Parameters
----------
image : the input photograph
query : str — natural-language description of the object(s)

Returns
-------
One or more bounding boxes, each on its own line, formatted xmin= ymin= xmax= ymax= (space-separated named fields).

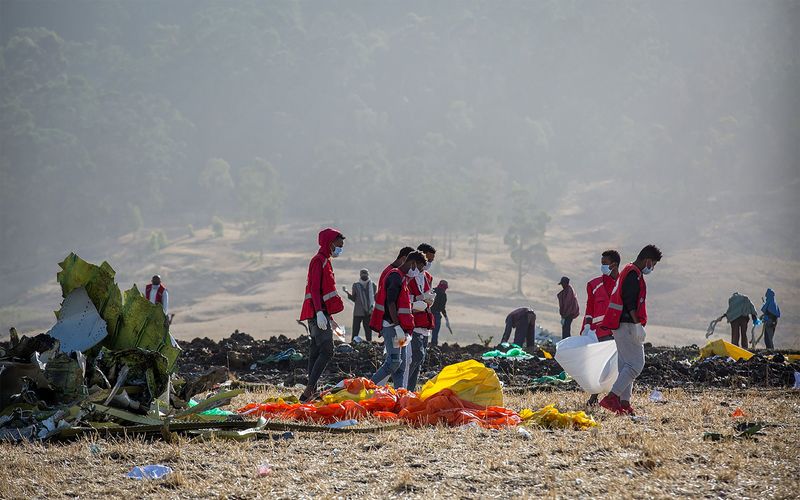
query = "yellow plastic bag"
xmin=519 ymin=404 xmax=598 ymax=430
xmin=419 ymin=360 xmax=503 ymax=407
xmin=698 ymin=339 xmax=753 ymax=361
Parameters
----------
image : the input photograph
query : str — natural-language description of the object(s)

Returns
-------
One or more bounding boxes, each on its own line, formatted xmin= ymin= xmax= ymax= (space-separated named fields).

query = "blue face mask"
xmin=601 ymin=265 xmax=611 ymax=276
xmin=642 ymin=265 xmax=653 ymax=275
xmin=332 ymin=246 xmax=343 ymax=258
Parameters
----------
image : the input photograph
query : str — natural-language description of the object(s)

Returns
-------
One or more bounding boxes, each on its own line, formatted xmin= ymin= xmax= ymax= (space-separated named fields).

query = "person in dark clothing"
xmin=430 ymin=280 xmax=450 ymax=346
xmin=500 ymin=307 xmax=536 ymax=348
xmin=557 ymin=276 xmax=580 ymax=339
xmin=343 ymin=268 xmax=377 ymax=341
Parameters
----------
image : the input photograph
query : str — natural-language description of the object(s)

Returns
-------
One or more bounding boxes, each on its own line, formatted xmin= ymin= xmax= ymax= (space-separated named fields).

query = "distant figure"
xmin=557 ymin=276 xmax=580 ymax=339
xmin=600 ymin=244 xmax=663 ymax=416
xmin=406 ymin=243 xmax=437 ymax=390
xmin=761 ymin=288 xmax=781 ymax=350
xmin=378 ymin=246 xmax=416 ymax=292
xmin=500 ymin=307 xmax=536 ymax=348
xmin=343 ymin=269 xmax=376 ymax=342
xmin=718 ymin=292 xmax=758 ymax=350
xmin=146 ymin=275 xmax=169 ymax=317
xmin=430 ymin=280 xmax=450 ymax=347
xmin=370 ymin=251 xmax=427 ymax=388
xmin=299 ymin=228 xmax=346 ymax=402
xmin=582 ymin=249 xmax=621 ymax=406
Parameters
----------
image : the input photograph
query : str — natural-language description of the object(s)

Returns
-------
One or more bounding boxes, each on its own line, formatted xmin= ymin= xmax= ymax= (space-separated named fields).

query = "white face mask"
xmin=407 ymin=267 xmax=420 ymax=278
xmin=601 ymin=264 xmax=611 ymax=276
xmin=424 ymin=262 xmax=432 ymax=271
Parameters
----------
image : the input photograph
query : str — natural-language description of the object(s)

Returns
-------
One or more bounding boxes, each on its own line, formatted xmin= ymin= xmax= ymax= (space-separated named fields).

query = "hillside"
xmin=3 ymin=207 xmax=797 ymax=348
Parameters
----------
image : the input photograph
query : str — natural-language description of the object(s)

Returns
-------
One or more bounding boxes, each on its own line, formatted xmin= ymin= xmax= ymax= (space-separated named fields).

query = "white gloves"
xmin=412 ymin=300 xmax=428 ymax=312
xmin=635 ymin=323 xmax=646 ymax=343
xmin=423 ymin=291 xmax=436 ymax=305
xmin=316 ymin=311 xmax=328 ymax=330
xmin=394 ymin=325 xmax=408 ymax=347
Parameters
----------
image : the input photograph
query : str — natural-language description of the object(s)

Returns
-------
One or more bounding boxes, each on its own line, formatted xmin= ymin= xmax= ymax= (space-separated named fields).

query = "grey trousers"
xmin=610 ymin=322 xmax=645 ymax=401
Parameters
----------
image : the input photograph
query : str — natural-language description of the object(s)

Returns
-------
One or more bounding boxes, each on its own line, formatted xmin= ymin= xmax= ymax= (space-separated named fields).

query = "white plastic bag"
xmin=555 ymin=333 xmax=618 ymax=394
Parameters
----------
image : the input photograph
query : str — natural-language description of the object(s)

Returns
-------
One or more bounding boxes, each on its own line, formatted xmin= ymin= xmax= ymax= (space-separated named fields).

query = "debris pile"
xmin=0 ymin=254 xmax=242 ymax=442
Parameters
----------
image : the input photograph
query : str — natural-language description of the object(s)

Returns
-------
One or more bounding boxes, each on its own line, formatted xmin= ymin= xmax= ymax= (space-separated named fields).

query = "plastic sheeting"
xmin=555 ymin=331 xmax=618 ymax=394
xmin=519 ymin=404 xmax=597 ymax=430
xmin=418 ymin=360 xmax=503 ymax=407
xmin=698 ymin=339 xmax=753 ymax=361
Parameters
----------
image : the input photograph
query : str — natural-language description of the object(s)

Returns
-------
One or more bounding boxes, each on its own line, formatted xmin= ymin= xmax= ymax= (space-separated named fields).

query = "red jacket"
xmin=370 ymin=268 xmax=414 ymax=333
xmin=145 ymin=283 xmax=166 ymax=304
xmin=582 ymin=275 xmax=616 ymax=338
xmin=299 ymin=228 xmax=344 ymax=320
xmin=407 ymin=271 xmax=434 ymax=329
xmin=602 ymin=263 xmax=647 ymax=330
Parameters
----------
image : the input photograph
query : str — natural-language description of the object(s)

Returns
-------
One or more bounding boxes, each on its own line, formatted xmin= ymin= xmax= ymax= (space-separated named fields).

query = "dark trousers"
xmin=352 ymin=315 xmax=371 ymax=341
xmin=501 ymin=317 xmax=535 ymax=348
xmin=561 ymin=317 xmax=574 ymax=339
xmin=763 ymin=317 xmax=777 ymax=349
xmin=431 ymin=312 xmax=442 ymax=346
xmin=407 ymin=332 xmax=428 ymax=390
xmin=307 ymin=319 xmax=334 ymax=392
xmin=730 ymin=316 xmax=749 ymax=349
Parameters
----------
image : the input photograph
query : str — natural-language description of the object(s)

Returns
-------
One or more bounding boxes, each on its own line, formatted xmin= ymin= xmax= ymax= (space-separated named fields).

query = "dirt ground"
xmin=1 ymin=388 xmax=797 ymax=499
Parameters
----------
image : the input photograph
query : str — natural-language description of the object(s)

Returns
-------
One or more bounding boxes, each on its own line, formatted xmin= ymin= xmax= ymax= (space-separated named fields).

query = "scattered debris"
xmin=649 ymin=390 xmax=665 ymax=403
xmin=127 ymin=464 xmax=173 ymax=480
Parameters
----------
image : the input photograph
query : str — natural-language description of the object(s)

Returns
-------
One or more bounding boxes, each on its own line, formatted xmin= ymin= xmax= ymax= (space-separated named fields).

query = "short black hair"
xmin=397 ymin=246 xmax=415 ymax=258
xmin=405 ymin=250 xmax=427 ymax=266
xmin=637 ymin=244 xmax=663 ymax=262
xmin=417 ymin=243 xmax=436 ymax=254
xmin=601 ymin=250 xmax=621 ymax=265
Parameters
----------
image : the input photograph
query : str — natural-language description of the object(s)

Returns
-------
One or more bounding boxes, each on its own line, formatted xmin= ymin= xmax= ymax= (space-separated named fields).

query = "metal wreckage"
xmin=0 ymin=253 xmax=262 ymax=442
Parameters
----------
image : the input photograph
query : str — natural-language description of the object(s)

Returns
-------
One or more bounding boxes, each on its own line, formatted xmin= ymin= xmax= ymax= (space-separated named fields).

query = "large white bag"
xmin=555 ymin=330 xmax=618 ymax=394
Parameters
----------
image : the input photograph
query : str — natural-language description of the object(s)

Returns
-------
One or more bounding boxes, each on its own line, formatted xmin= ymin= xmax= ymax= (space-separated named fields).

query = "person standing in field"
xmin=298 ymin=228 xmax=346 ymax=402
xmin=370 ymin=251 xmax=427 ymax=388
xmin=343 ymin=268 xmax=376 ymax=342
xmin=581 ymin=249 xmax=620 ymax=406
xmin=378 ymin=246 xmax=415 ymax=292
xmin=430 ymin=280 xmax=450 ymax=347
xmin=557 ymin=276 xmax=580 ymax=339
xmin=761 ymin=288 xmax=781 ymax=350
xmin=406 ymin=243 xmax=437 ymax=390
xmin=599 ymin=244 xmax=663 ymax=416
xmin=718 ymin=292 xmax=758 ymax=350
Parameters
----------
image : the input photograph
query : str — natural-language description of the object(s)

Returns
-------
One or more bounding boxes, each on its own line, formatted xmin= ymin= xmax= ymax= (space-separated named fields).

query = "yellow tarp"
xmin=418 ymin=360 xmax=503 ymax=407
xmin=520 ymin=404 xmax=598 ymax=430
xmin=698 ymin=339 xmax=753 ymax=361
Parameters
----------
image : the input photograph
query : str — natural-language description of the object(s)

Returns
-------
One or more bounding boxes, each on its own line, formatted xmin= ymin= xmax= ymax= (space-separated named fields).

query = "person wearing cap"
xmin=343 ymin=269 xmax=377 ymax=342
xmin=298 ymin=228 xmax=346 ymax=402
xmin=500 ymin=307 xmax=537 ymax=347
xmin=430 ymin=280 xmax=450 ymax=347
xmin=557 ymin=276 xmax=580 ymax=339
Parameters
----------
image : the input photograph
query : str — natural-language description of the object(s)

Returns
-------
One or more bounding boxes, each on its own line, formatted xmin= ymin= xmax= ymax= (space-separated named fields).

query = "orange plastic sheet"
xmin=237 ymin=376 xmax=520 ymax=428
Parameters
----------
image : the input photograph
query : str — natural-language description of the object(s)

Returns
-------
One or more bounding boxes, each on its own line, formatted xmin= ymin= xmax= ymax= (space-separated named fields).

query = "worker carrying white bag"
xmin=555 ymin=325 xmax=618 ymax=395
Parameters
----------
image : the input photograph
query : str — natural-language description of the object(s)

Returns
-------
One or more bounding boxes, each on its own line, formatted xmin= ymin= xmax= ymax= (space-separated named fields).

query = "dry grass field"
xmin=2 ymin=387 xmax=798 ymax=499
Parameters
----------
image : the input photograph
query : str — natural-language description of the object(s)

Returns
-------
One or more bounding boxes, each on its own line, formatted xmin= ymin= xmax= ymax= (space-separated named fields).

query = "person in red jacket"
xmin=582 ymin=249 xmax=620 ymax=406
xmin=599 ymin=244 xmax=662 ymax=416
xmin=406 ymin=243 xmax=437 ymax=390
xmin=299 ymin=228 xmax=346 ymax=402
xmin=378 ymin=246 xmax=415 ymax=292
xmin=370 ymin=251 xmax=427 ymax=388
